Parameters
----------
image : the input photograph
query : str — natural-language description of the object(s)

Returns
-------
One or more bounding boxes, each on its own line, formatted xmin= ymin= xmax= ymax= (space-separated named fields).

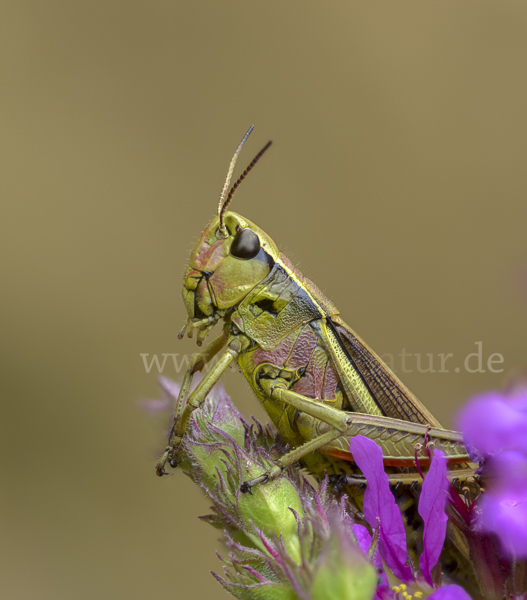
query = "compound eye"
xmin=230 ymin=228 xmax=261 ymax=260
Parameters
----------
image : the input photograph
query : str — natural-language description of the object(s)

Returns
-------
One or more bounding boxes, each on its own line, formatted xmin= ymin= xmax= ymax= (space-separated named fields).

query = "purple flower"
xmin=428 ymin=584 xmax=472 ymax=600
xmin=418 ymin=449 xmax=448 ymax=587
xmin=485 ymin=450 xmax=527 ymax=495
xmin=478 ymin=489 xmax=527 ymax=558
xmin=457 ymin=389 xmax=527 ymax=559
xmin=349 ymin=435 xmax=413 ymax=582
xmin=457 ymin=391 xmax=527 ymax=461
xmin=476 ymin=450 xmax=527 ymax=558
xmin=350 ymin=436 xmax=452 ymax=589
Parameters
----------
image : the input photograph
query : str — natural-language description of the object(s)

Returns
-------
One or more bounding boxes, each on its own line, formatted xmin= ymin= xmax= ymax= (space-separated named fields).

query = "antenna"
xmin=217 ymin=125 xmax=254 ymax=237
xmin=219 ymin=141 xmax=273 ymax=231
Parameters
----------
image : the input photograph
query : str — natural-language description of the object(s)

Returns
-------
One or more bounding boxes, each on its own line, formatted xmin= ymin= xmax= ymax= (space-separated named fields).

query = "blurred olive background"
xmin=1 ymin=1 xmax=526 ymax=599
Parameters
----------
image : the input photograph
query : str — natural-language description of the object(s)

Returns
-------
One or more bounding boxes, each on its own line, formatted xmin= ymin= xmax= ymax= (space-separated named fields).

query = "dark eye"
xmin=230 ymin=228 xmax=261 ymax=260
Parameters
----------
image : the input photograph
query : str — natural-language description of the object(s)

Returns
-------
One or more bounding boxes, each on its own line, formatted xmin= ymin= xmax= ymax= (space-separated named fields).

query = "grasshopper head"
xmin=179 ymin=127 xmax=277 ymax=345
xmin=183 ymin=211 xmax=278 ymax=324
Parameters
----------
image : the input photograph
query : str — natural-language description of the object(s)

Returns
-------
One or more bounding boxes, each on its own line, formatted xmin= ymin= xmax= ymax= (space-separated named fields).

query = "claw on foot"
xmin=329 ymin=473 xmax=353 ymax=495
xmin=240 ymin=474 xmax=269 ymax=494
xmin=155 ymin=446 xmax=174 ymax=477
xmin=240 ymin=482 xmax=253 ymax=495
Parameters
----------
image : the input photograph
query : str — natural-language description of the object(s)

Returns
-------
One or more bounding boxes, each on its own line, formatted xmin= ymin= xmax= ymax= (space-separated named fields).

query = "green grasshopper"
xmin=156 ymin=126 xmax=476 ymax=494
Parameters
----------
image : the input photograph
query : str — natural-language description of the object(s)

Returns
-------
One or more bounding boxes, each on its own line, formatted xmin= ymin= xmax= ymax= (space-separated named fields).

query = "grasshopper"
xmin=156 ymin=126 xmax=476 ymax=494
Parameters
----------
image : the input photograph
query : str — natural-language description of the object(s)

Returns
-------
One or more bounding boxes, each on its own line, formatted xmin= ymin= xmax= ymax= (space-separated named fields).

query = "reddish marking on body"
xmin=290 ymin=327 xmax=322 ymax=399
xmin=310 ymin=352 xmax=326 ymax=399
xmin=195 ymin=277 xmax=213 ymax=314
xmin=209 ymin=272 xmax=229 ymax=298
xmin=293 ymin=374 xmax=315 ymax=399
xmin=322 ymin=360 xmax=339 ymax=400
xmin=322 ymin=448 xmax=427 ymax=467
xmin=193 ymin=235 xmax=228 ymax=272
xmin=322 ymin=448 xmax=470 ymax=467
xmin=186 ymin=269 xmax=202 ymax=279
xmin=288 ymin=326 xmax=317 ymax=368
xmin=251 ymin=332 xmax=297 ymax=369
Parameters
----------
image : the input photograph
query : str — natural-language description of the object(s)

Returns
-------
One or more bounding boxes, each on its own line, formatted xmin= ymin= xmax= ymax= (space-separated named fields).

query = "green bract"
xmin=182 ymin=389 xmax=303 ymax=561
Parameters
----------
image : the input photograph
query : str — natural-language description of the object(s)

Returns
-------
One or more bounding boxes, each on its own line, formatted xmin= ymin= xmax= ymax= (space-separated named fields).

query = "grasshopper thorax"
xmin=182 ymin=211 xmax=279 ymax=341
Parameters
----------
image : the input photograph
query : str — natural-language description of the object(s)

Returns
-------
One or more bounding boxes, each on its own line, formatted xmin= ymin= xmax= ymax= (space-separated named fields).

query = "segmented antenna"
xmin=217 ymin=125 xmax=254 ymax=237
xmin=218 ymin=140 xmax=273 ymax=234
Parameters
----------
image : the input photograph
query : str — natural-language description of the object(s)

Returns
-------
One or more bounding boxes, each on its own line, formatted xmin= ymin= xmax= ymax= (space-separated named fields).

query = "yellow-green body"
xmin=174 ymin=210 xmax=470 ymax=482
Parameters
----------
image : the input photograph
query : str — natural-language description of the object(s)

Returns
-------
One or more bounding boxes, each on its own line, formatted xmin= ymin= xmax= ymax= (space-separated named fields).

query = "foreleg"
xmin=155 ymin=333 xmax=230 ymax=475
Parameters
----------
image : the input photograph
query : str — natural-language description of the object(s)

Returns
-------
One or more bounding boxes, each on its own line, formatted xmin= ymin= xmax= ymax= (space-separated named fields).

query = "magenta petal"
xmin=352 ymin=524 xmax=382 ymax=570
xmin=508 ymin=385 xmax=527 ymax=411
xmin=486 ymin=451 xmax=527 ymax=495
xmin=349 ymin=435 xmax=412 ymax=582
xmin=352 ymin=524 xmax=372 ymax=555
xmin=428 ymin=584 xmax=472 ymax=600
xmin=479 ymin=488 xmax=527 ymax=558
xmin=457 ymin=392 xmax=527 ymax=459
xmin=418 ymin=449 xmax=448 ymax=587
